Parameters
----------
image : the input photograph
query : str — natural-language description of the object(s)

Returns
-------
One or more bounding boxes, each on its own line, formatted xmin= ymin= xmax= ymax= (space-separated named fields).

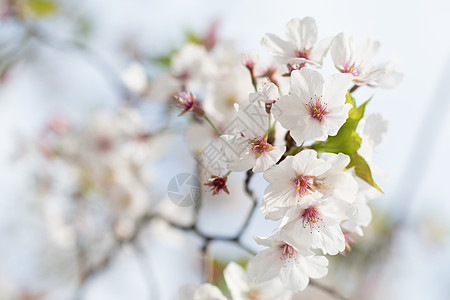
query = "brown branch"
xmin=310 ymin=280 xmax=351 ymax=300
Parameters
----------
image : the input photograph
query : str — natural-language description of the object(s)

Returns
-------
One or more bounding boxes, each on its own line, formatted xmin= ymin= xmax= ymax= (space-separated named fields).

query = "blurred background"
xmin=0 ymin=0 xmax=450 ymax=299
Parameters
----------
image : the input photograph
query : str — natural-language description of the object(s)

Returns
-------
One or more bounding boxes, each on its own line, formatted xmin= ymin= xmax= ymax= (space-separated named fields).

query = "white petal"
xmin=356 ymin=38 xmax=380 ymax=70
xmin=323 ymin=103 xmax=352 ymax=136
xmin=263 ymin=156 xmax=297 ymax=183
xmin=285 ymin=17 xmax=317 ymax=50
xmin=261 ymin=33 xmax=296 ymax=63
xmin=272 ymin=95 xmax=306 ymax=130
xmin=292 ymin=149 xmax=330 ymax=176
xmin=252 ymin=145 xmax=286 ymax=173
xmin=301 ymin=255 xmax=328 ymax=279
xmin=290 ymin=68 xmax=324 ymax=101
xmin=323 ymin=73 xmax=353 ymax=108
xmin=224 ymin=262 xmax=250 ymax=298
xmin=331 ymin=33 xmax=355 ymax=70
xmin=279 ymin=258 xmax=310 ymax=292
xmin=247 ymin=247 xmax=283 ymax=284
xmin=309 ymin=36 xmax=334 ymax=67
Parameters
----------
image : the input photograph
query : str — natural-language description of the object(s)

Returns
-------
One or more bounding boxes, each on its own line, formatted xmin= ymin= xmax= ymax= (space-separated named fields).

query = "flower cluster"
xmin=174 ymin=16 xmax=400 ymax=297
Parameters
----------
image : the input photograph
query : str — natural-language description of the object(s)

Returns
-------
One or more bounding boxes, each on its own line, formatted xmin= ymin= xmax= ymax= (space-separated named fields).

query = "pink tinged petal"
xmin=290 ymin=68 xmax=324 ymax=101
xmin=308 ymin=36 xmax=334 ymax=67
xmin=223 ymin=262 xmax=250 ymax=298
xmin=247 ymin=247 xmax=284 ymax=284
xmin=253 ymin=145 xmax=286 ymax=173
xmin=285 ymin=17 xmax=317 ymax=50
xmin=323 ymin=73 xmax=353 ymax=108
xmin=261 ymin=33 xmax=296 ymax=63
xmin=279 ymin=259 xmax=310 ymax=292
xmin=331 ymin=33 xmax=355 ymax=70
xmin=301 ymin=255 xmax=328 ymax=279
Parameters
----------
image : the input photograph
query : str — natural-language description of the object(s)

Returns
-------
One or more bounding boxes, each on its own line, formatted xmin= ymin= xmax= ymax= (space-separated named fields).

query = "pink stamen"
xmin=281 ymin=243 xmax=296 ymax=259
xmin=306 ymin=95 xmax=328 ymax=122
xmin=204 ymin=175 xmax=229 ymax=195
xmin=343 ymin=63 xmax=360 ymax=76
xmin=301 ymin=206 xmax=324 ymax=233
xmin=294 ymin=175 xmax=315 ymax=197
xmin=249 ymin=137 xmax=273 ymax=157
xmin=175 ymin=91 xmax=195 ymax=111
xmin=295 ymin=48 xmax=311 ymax=60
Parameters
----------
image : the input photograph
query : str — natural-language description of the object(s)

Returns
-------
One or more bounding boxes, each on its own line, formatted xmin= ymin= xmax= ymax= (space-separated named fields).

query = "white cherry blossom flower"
xmin=273 ymin=68 xmax=353 ymax=143
xmin=281 ymin=197 xmax=350 ymax=255
xmin=261 ymin=149 xmax=331 ymax=220
xmin=261 ymin=17 xmax=333 ymax=68
xmin=224 ymin=262 xmax=292 ymax=300
xmin=331 ymin=32 xmax=403 ymax=87
xmin=220 ymin=104 xmax=285 ymax=173
xmin=247 ymin=233 xmax=328 ymax=292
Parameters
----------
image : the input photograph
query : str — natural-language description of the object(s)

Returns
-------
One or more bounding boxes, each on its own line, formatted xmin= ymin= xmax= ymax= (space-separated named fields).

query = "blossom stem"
xmin=349 ymin=84 xmax=359 ymax=93
xmin=203 ymin=114 xmax=221 ymax=136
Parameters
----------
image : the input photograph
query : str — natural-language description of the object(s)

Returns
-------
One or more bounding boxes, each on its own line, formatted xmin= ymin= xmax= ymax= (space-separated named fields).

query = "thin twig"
xmin=310 ymin=280 xmax=351 ymax=300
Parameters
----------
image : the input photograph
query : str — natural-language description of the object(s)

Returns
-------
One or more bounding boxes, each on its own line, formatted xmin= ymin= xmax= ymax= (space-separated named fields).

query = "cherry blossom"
xmin=220 ymin=103 xmax=285 ymax=173
xmin=261 ymin=17 xmax=333 ymax=69
xmin=273 ymin=68 xmax=353 ymax=143
xmin=247 ymin=233 xmax=328 ymax=292
xmin=261 ymin=149 xmax=331 ymax=220
xmin=331 ymin=32 xmax=403 ymax=87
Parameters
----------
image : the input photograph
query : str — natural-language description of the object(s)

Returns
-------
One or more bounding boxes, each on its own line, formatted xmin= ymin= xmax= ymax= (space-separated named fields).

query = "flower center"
xmin=249 ymin=137 xmax=273 ymax=157
xmin=294 ymin=175 xmax=315 ymax=197
xmin=175 ymin=91 xmax=195 ymax=111
xmin=281 ymin=243 xmax=296 ymax=259
xmin=204 ymin=175 xmax=229 ymax=195
xmin=343 ymin=63 xmax=360 ymax=76
xmin=306 ymin=95 xmax=328 ymax=122
xmin=301 ymin=206 xmax=323 ymax=233
xmin=295 ymin=48 xmax=311 ymax=59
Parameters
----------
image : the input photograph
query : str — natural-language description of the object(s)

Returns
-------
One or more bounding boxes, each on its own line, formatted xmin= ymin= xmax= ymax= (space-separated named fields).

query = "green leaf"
xmin=185 ymin=30 xmax=202 ymax=45
xmin=151 ymin=54 xmax=172 ymax=67
xmin=347 ymin=154 xmax=383 ymax=193
xmin=25 ymin=0 xmax=58 ymax=17
xmin=312 ymin=92 xmax=370 ymax=156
